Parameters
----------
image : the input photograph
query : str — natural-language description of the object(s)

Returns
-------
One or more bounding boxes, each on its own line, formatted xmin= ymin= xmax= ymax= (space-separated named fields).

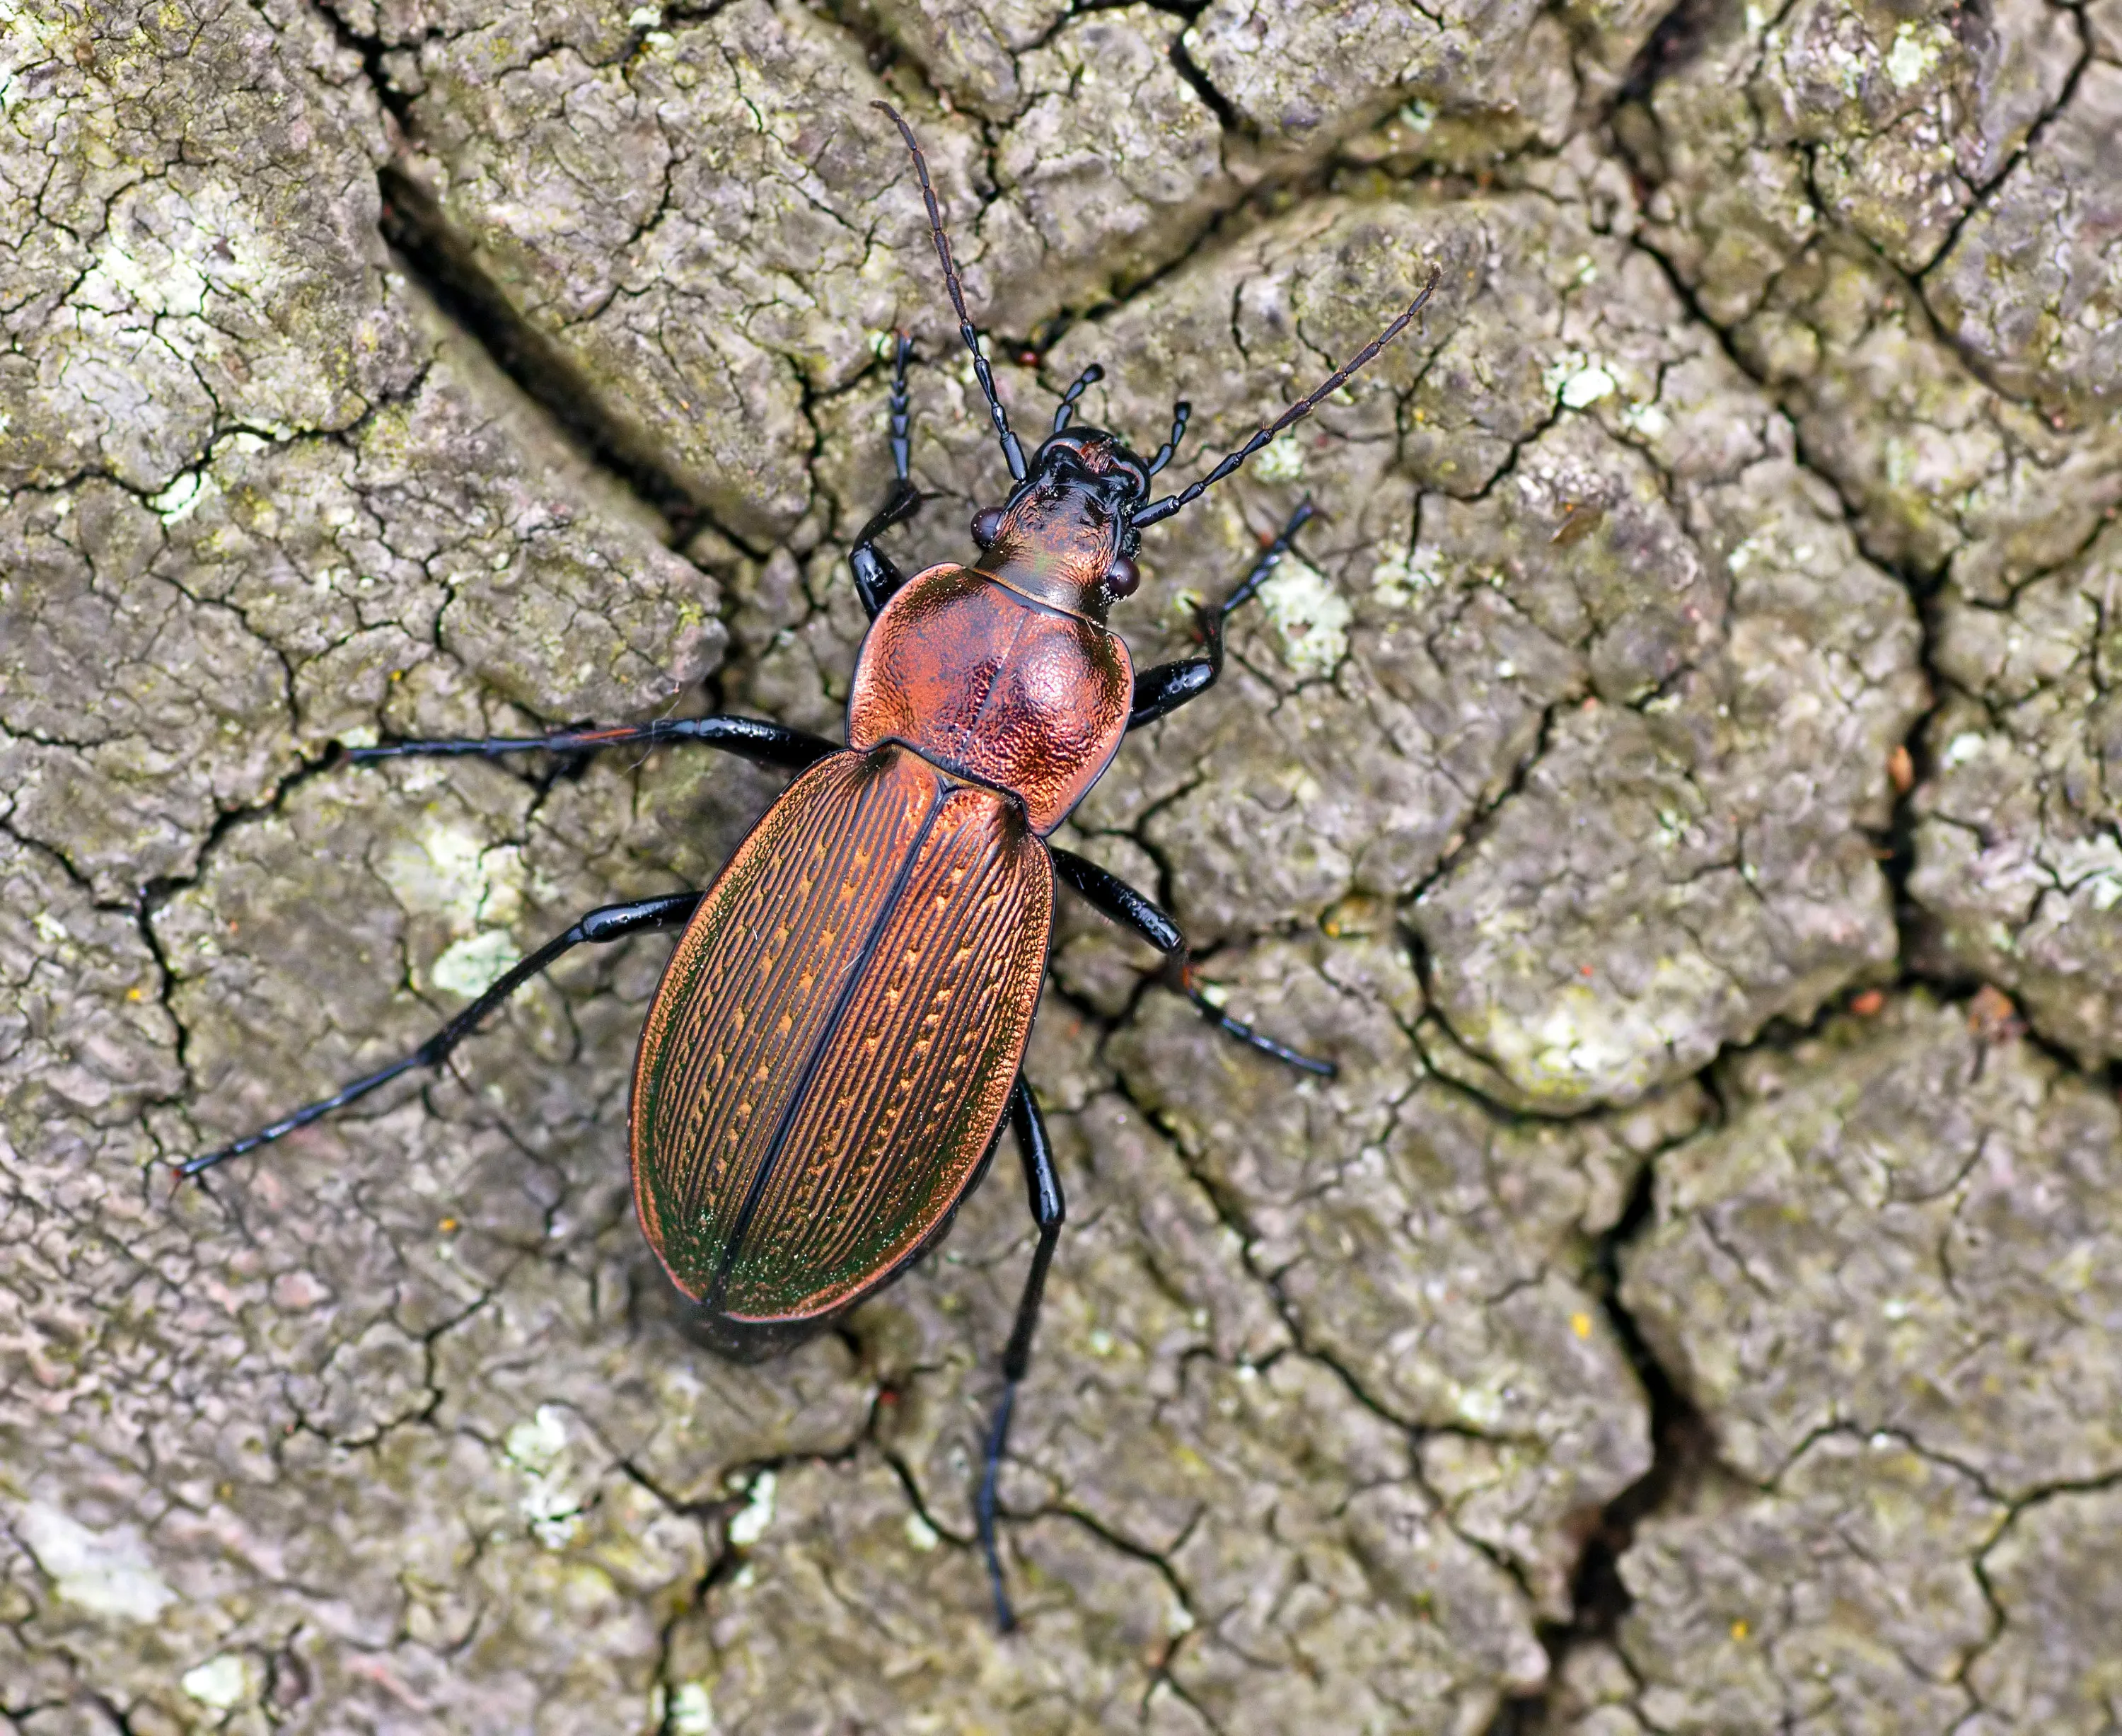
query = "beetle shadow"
xmin=621 ymin=1261 xmax=831 ymax=1363
xmin=668 ymin=1302 xmax=833 ymax=1365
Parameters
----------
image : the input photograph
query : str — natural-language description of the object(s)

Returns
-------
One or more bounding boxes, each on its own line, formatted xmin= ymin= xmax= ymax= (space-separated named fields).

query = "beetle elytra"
xmin=182 ymin=102 xmax=1439 ymax=1631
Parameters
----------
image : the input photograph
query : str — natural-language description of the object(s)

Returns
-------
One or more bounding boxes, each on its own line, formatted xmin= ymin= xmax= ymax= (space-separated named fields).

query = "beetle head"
xmin=970 ymin=429 xmax=1149 ymax=617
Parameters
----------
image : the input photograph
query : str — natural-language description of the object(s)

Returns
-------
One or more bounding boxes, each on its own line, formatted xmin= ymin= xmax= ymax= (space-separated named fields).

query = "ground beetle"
xmin=182 ymin=103 xmax=1439 ymax=1631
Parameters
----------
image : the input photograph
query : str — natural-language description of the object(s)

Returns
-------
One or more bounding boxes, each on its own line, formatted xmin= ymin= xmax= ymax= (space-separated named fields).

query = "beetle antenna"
xmin=1144 ymin=400 xmax=1190 ymax=476
xmin=1053 ymin=362 xmax=1102 ymax=432
xmin=874 ymin=101 xmax=1027 ymax=482
xmin=1133 ymin=264 xmax=1441 ymax=526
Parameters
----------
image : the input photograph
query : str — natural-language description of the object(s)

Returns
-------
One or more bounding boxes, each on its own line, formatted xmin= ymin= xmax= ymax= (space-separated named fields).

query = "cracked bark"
xmin=4 ymin=0 xmax=2121 ymax=1730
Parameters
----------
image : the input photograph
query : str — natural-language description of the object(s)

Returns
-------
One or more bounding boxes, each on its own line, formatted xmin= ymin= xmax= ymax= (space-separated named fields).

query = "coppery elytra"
xmin=179 ymin=100 xmax=1440 ymax=1632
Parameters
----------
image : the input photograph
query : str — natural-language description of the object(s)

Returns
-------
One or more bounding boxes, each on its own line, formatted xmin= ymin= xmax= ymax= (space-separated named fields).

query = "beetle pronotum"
xmin=182 ymin=102 xmax=1439 ymax=1631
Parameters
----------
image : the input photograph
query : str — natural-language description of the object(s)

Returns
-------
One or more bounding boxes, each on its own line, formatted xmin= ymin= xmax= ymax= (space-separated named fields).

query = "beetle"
xmin=180 ymin=101 xmax=1439 ymax=1631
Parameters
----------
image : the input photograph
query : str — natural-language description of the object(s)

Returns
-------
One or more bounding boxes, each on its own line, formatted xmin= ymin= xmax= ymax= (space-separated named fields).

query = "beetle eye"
xmin=1104 ymin=553 xmax=1140 ymax=597
xmin=971 ymin=507 xmax=1004 ymax=546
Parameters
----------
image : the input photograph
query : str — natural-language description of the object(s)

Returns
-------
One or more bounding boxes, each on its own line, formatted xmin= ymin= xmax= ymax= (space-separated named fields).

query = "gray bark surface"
xmin=1 ymin=0 xmax=2116 ymax=1729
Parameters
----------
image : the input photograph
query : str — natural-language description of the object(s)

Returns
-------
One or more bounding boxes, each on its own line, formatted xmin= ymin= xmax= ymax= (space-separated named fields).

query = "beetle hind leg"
xmin=976 ymin=1076 xmax=1065 ymax=1633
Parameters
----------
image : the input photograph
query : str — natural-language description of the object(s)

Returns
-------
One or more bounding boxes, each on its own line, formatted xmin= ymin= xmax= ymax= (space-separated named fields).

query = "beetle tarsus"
xmin=1220 ymin=498 xmax=1316 ymax=622
xmin=1127 ymin=499 xmax=1315 ymax=731
xmin=978 ymin=1382 xmax=1021 ymax=1632
xmin=179 ymin=1053 xmax=427 ymax=1178
xmin=1173 ymin=963 xmax=1338 ymax=1079
xmin=851 ymin=333 xmax=925 ymax=620
xmin=886 ymin=329 xmax=913 ymax=480
xmin=850 ymin=475 xmax=924 ymax=622
xmin=1144 ymin=400 xmax=1190 ymax=477
xmin=974 ymin=1078 xmax=1066 ymax=1633
xmin=1052 ymin=362 xmax=1103 ymax=432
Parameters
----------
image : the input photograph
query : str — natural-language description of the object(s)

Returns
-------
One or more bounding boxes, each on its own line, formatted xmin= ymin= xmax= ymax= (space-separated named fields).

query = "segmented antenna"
xmin=874 ymin=101 xmax=1026 ymax=482
xmin=1053 ymin=363 xmax=1103 ymax=432
xmin=1145 ymin=400 xmax=1190 ymax=476
xmin=1134 ymin=264 xmax=1442 ymax=527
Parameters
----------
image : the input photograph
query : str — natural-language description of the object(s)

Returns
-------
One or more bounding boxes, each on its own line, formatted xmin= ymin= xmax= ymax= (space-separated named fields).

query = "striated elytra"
xmin=180 ymin=101 xmax=1439 ymax=1631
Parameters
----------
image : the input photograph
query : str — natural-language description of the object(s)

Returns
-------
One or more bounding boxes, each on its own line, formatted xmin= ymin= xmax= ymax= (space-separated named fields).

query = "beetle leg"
xmin=1126 ymin=499 xmax=1315 ymax=731
xmin=885 ymin=328 xmax=913 ymax=482
xmin=347 ymin=714 xmax=837 ymax=771
xmin=175 ymin=892 xmax=704 ymax=1179
xmin=978 ymin=1077 xmax=1065 ymax=1633
xmin=1160 ymin=958 xmax=1336 ymax=1076
xmin=850 ymin=331 xmax=923 ymax=620
xmin=850 ymin=486 xmax=920 ymax=620
xmin=1143 ymin=399 xmax=1190 ymax=476
xmin=1051 ymin=361 xmax=1102 ymax=433
xmin=1050 ymin=848 xmax=1336 ymax=1078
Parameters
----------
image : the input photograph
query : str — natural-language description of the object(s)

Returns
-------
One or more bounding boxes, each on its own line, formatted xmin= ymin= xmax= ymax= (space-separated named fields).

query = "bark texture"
xmin=2 ymin=0 xmax=2118 ymax=1729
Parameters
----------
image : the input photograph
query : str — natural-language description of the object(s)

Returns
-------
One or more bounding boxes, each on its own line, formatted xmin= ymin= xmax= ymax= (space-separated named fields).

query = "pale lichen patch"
xmin=180 ymin=1653 xmax=256 ymax=1712
xmin=429 ymin=928 xmax=523 ymax=997
xmin=502 ymin=1406 xmax=589 ymax=1550
xmin=16 ymin=1503 xmax=176 ymax=1624
xmin=1258 ymin=555 xmax=1351 ymax=675
xmin=729 ymin=1469 xmax=778 ymax=1547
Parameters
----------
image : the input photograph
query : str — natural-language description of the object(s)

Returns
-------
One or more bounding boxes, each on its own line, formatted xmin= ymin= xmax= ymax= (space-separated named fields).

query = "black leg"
xmin=178 ymin=892 xmax=704 ymax=1177
xmin=885 ymin=328 xmax=913 ymax=481
xmin=1051 ymin=363 xmax=1102 ymax=432
xmin=1144 ymin=400 xmax=1191 ymax=477
xmin=1050 ymin=849 xmax=1335 ymax=1077
xmin=850 ymin=331 xmax=923 ymax=621
xmin=978 ymin=1076 xmax=1065 ymax=1633
xmin=347 ymin=714 xmax=838 ymax=770
xmin=1127 ymin=500 xmax=1315 ymax=731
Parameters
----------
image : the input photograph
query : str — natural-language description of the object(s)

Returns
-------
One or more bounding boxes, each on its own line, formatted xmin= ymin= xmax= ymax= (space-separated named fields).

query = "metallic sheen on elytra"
xmin=632 ymin=455 xmax=1144 ymax=1329
xmin=633 ymin=744 xmax=1051 ymax=1322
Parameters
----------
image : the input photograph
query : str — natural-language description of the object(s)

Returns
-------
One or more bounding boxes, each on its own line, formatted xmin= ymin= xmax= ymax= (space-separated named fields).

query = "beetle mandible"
xmin=180 ymin=102 xmax=1440 ymax=1631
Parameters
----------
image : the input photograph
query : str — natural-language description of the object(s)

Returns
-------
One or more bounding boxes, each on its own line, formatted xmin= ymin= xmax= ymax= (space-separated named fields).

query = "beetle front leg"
xmin=1051 ymin=848 xmax=1336 ymax=1077
xmin=977 ymin=1075 xmax=1065 ymax=1633
xmin=850 ymin=331 xmax=922 ymax=621
xmin=1127 ymin=499 xmax=1315 ymax=731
